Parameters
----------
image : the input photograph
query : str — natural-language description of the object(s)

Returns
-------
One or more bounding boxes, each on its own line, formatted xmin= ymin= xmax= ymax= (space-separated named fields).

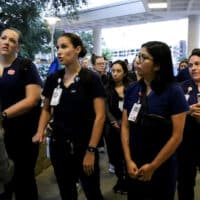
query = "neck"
xmin=195 ymin=81 xmax=200 ymax=92
xmin=65 ymin=62 xmax=81 ymax=75
xmin=0 ymin=54 xmax=17 ymax=67
xmin=115 ymin=81 xmax=123 ymax=87
xmin=144 ymin=79 xmax=151 ymax=87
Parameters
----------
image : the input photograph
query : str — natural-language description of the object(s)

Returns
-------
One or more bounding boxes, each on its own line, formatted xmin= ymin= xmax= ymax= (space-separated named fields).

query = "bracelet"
xmin=87 ymin=146 xmax=97 ymax=153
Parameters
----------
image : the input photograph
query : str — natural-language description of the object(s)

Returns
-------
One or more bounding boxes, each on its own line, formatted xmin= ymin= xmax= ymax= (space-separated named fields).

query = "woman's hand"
xmin=126 ymin=160 xmax=139 ymax=179
xmin=137 ymin=163 xmax=156 ymax=181
xmin=190 ymin=103 xmax=200 ymax=123
xmin=83 ymin=151 xmax=95 ymax=176
xmin=32 ymin=132 xmax=46 ymax=143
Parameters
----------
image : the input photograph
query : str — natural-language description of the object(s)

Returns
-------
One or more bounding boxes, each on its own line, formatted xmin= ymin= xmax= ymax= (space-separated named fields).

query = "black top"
xmin=43 ymin=68 xmax=105 ymax=143
xmin=0 ymin=57 xmax=42 ymax=137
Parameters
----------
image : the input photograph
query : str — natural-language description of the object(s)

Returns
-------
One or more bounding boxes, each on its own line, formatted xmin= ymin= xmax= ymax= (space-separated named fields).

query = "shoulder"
xmin=166 ymin=83 xmax=189 ymax=114
xmin=46 ymin=68 xmax=65 ymax=83
xmin=166 ymin=83 xmax=184 ymax=95
xmin=14 ymin=57 xmax=33 ymax=69
xmin=180 ymin=79 xmax=193 ymax=89
xmin=126 ymin=81 xmax=139 ymax=93
xmin=166 ymin=83 xmax=187 ymax=104
xmin=79 ymin=68 xmax=101 ymax=83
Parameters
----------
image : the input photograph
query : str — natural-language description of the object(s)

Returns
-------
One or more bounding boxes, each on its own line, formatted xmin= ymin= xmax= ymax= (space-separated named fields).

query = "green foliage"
xmin=78 ymin=31 xmax=94 ymax=56
xmin=0 ymin=0 xmax=50 ymax=59
xmin=0 ymin=0 xmax=87 ymax=59
xmin=102 ymin=48 xmax=113 ymax=61
xmin=49 ymin=0 xmax=87 ymax=19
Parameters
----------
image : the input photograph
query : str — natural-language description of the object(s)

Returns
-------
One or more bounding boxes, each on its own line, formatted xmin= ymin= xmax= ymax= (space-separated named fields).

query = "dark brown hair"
xmin=59 ymin=32 xmax=87 ymax=58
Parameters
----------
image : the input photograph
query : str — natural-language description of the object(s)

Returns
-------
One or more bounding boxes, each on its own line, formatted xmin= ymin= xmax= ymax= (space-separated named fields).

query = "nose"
xmin=112 ymin=71 xmax=118 ymax=76
xmin=57 ymin=49 xmax=61 ymax=55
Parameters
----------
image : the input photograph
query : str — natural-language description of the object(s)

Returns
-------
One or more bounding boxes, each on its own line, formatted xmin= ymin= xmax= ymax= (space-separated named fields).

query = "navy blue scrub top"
xmin=181 ymin=79 xmax=200 ymax=142
xmin=123 ymin=80 xmax=188 ymax=166
xmin=43 ymin=68 xmax=105 ymax=141
xmin=0 ymin=57 xmax=43 ymax=132
xmin=181 ymin=79 xmax=200 ymax=106
xmin=124 ymin=81 xmax=188 ymax=118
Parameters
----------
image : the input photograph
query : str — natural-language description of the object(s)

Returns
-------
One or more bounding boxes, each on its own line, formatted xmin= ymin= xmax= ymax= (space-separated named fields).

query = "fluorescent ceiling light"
xmin=148 ymin=2 xmax=168 ymax=9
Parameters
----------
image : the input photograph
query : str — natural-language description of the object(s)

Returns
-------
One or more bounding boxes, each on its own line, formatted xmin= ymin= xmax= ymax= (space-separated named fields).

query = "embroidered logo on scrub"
xmin=7 ymin=69 xmax=15 ymax=75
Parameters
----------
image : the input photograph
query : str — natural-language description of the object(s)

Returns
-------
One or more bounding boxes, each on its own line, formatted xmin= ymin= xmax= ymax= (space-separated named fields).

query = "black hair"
xmin=59 ymin=32 xmax=87 ymax=58
xmin=189 ymin=48 xmax=200 ymax=59
xmin=141 ymin=41 xmax=175 ymax=94
xmin=178 ymin=58 xmax=188 ymax=72
xmin=108 ymin=59 xmax=131 ymax=88
xmin=90 ymin=53 xmax=103 ymax=65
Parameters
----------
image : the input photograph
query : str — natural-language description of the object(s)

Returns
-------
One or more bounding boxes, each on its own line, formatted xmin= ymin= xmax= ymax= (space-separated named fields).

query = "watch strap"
xmin=87 ymin=146 xmax=97 ymax=153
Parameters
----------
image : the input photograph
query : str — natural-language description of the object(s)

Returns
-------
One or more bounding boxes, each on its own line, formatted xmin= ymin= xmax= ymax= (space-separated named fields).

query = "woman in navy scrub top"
xmin=121 ymin=41 xmax=188 ymax=200
xmin=0 ymin=28 xmax=42 ymax=200
xmin=177 ymin=49 xmax=200 ymax=200
xmin=33 ymin=32 xmax=105 ymax=200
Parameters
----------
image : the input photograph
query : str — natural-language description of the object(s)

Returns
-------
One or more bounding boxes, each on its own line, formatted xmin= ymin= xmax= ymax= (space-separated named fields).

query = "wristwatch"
xmin=87 ymin=146 xmax=97 ymax=153
xmin=1 ymin=112 xmax=7 ymax=120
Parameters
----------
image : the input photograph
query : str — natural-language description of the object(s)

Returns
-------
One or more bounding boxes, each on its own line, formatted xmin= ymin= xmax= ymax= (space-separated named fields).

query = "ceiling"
xmin=56 ymin=0 xmax=200 ymax=31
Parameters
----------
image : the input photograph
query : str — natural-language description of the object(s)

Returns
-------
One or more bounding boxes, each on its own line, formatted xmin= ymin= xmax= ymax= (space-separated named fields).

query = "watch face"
xmin=87 ymin=146 xmax=96 ymax=152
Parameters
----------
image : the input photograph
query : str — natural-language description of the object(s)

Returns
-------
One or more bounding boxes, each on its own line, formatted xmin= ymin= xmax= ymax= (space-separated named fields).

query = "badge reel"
xmin=50 ymin=78 xmax=63 ymax=106
xmin=128 ymin=102 xmax=141 ymax=122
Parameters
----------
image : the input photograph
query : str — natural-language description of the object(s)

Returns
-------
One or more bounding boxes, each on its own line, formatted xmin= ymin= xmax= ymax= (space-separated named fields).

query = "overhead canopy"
xmin=56 ymin=0 xmax=200 ymax=31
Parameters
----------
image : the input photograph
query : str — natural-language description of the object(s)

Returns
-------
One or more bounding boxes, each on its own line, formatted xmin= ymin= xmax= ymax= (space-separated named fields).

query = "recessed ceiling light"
xmin=148 ymin=2 xmax=168 ymax=9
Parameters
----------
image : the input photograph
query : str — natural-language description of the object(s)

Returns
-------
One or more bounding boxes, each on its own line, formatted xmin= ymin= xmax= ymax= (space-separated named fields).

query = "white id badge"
xmin=50 ymin=88 xmax=63 ymax=106
xmin=185 ymin=94 xmax=189 ymax=101
xmin=128 ymin=103 xmax=141 ymax=122
xmin=118 ymin=100 xmax=123 ymax=111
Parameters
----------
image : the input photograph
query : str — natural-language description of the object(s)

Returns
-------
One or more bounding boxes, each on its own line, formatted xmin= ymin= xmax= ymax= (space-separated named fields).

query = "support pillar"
xmin=93 ymin=27 xmax=102 ymax=55
xmin=188 ymin=15 xmax=200 ymax=55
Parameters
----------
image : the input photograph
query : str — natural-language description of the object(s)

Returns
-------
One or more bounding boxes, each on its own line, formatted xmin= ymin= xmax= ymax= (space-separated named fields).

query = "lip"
xmin=192 ymin=73 xmax=199 ymax=75
xmin=1 ymin=46 xmax=8 ymax=51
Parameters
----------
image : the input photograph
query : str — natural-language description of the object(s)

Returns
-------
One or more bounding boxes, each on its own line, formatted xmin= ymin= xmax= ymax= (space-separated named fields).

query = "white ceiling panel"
xmin=56 ymin=0 xmax=200 ymax=31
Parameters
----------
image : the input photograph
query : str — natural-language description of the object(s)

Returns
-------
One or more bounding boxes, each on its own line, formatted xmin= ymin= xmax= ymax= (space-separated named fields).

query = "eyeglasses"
xmin=96 ymin=62 xmax=106 ymax=65
xmin=188 ymin=62 xmax=200 ymax=68
xmin=137 ymin=53 xmax=153 ymax=63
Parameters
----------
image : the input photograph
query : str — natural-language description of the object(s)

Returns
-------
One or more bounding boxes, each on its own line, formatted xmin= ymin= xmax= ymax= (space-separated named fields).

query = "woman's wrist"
xmin=87 ymin=146 xmax=97 ymax=153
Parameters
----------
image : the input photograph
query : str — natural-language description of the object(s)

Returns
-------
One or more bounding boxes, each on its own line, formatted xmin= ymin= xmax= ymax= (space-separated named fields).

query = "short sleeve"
xmin=168 ymin=84 xmax=189 ymax=115
xmin=42 ymin=74 xmax=57 ymax=99
xmin=89 ymin=71 xmax=105 ymax=99
xmin=23 ymin=62 xmax=43 ymax=86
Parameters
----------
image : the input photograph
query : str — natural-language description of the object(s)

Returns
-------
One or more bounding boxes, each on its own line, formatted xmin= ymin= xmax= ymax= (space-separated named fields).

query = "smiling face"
xmin=57 ymin=36 xmax=81 ymax=66
xmin=0 ymin=29 xmax=20 ymax=58
xmin=188 ymin=55 xmax=200 ymax=82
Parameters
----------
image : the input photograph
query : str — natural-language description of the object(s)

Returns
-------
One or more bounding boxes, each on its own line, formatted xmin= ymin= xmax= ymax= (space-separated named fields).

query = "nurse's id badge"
xmin=50 ymin=88 xmax=63 ymax=106
xmin=118 ymin=100 xmax=123 ymax=111
xmin=128 ymin=103 xmax=141 ymax=122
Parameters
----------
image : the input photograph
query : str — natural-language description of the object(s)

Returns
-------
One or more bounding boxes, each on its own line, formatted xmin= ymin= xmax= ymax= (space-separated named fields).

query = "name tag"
xmin=118 ymin=100 xmax=123 ymax=111
xmin=185 ymin=94 xmax=189 ymax=101
xmin=128 ymin=103 xmax=141 ymax=122
xmin=50 ymin=88 xmax=63 ymax=106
